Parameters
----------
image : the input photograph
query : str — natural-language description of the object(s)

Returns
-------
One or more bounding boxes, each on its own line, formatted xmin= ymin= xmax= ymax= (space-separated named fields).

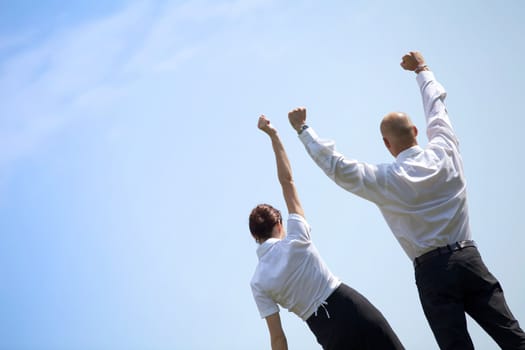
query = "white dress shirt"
xmin=298 ymin=71 xmax=472 ymax=260
xmin=251 ymin=214 xmax=341 ymax=321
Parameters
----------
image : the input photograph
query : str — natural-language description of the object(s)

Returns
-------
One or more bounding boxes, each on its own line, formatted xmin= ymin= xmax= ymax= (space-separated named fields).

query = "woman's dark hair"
xmin=249 ymin=204 xmax=282 ymax=241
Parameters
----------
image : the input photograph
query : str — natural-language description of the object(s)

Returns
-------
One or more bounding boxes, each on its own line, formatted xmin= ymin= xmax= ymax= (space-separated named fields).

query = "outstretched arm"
xmin=288 ymin=107 xmax=387 ymax=204
xmin=258 ymin=115 xmax=304 ymax=217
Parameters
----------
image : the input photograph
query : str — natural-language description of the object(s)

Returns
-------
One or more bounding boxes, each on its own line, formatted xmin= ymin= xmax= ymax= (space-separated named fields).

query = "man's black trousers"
xmin=415 ymin=245 xmax=525 ymax=349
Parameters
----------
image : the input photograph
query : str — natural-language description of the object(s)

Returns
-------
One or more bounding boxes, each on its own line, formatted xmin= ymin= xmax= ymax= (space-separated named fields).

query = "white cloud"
xmin=0 ymin=2 xmax=177 ymax=168
xmin=0 ymin=0 xmax=276 ymax=171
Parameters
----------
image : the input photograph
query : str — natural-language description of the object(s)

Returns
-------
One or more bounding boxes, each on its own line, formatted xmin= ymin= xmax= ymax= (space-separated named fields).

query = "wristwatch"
xmin=298 ymin=124 xmax=309 ymax=135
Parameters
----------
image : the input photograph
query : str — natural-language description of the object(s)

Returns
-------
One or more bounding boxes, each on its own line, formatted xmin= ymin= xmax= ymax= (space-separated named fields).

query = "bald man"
xmin=380 ymin=112 xmax=418 ymax=157
xmin=288 ymin=51 xmax=525 ymax=349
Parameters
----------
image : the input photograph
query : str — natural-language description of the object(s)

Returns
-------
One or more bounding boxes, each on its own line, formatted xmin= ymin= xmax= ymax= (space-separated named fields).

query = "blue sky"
xmin=1 ymin=0 xmax=524 ymax=349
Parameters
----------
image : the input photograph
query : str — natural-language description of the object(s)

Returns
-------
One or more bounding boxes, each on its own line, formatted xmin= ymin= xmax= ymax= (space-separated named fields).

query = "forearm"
xmin=298 ymin=128 xmax=352 ymax=184
xmin=271 ymin=133 xmax=304 ymax=216
xmin=269 ymin=133 xmax=293 ymax=186
xmin=417 ymin=71 xmax=448 ymax=119
xmin=416 ymin=71 xmax=458 ymax=142
xmin=271 ymin=334 xmax=288 ymax=350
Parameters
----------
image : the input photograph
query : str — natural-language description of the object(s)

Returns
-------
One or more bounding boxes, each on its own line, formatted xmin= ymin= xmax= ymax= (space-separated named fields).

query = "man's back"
xmin=380 ymin=140 xmax=471 ymax=259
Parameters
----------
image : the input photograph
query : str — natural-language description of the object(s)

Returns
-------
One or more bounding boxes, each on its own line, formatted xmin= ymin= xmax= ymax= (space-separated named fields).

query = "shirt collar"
xmin=396 ymin=145 xmax=423 ymax=162
xmin=256 ymin=238 xmax=280 ymax=259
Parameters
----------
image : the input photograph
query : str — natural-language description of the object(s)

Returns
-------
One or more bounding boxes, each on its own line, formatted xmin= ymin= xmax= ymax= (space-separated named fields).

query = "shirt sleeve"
xmin=416 ymin=71 xmax=459 ymax=151
xmin=286 ymin=213 xmax=311 ymax=241
xmin=251 ymin=282 xmax=280 ymax=319
xmin=298 ymin=127 xmax=387 ymax=204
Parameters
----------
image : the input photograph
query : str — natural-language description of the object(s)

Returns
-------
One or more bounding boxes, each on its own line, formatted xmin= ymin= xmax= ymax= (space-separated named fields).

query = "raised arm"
xmin=401 ymin=51 xmax=447 ymax=121
xmin=258 ymin=115 xmax=304 ymax=217
xmin=288 ymin=107 xmax=387 ymax=204
xmin=401 ymin=51 xmax=457 ymax=148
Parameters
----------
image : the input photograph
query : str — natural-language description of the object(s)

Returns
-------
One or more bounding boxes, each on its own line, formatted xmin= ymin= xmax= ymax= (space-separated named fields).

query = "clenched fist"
xmin=288 ymin=107 xmax=307 ymax=133
xmin=400 ymin=51 xmax=427 ymax=72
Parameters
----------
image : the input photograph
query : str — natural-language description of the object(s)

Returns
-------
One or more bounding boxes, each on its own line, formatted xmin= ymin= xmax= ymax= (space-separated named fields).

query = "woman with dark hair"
xmin=249 ymin=115 xmax=404 ymax=350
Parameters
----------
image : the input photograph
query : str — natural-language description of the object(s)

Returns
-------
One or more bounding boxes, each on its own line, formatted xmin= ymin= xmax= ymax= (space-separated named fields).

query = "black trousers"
xmin=415 ymin=245 xmax=525 ymax=349
xmin=306 ymin=283 xmax=404 ymax=350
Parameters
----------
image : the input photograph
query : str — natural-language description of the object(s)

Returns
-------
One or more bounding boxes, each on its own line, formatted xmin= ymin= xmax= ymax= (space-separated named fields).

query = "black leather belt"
xmin=413 ymin=240 xmax=476 ymax=268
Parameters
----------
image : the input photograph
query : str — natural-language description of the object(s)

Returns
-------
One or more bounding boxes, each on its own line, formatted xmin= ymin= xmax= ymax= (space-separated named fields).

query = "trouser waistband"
xmin=414 ymin=240 xmax=476 ymax=268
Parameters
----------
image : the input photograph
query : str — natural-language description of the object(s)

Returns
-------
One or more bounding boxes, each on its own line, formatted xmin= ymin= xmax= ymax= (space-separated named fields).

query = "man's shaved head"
xmin=380 ymin=112 xmax=418 ymax=157
xmin=381 ymin=112 xmax=414 ymax=138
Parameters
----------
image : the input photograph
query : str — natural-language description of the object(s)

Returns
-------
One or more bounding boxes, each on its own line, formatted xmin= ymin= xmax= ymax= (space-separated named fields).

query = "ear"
xmin=383 ymin=137 xmax=391 ymax=149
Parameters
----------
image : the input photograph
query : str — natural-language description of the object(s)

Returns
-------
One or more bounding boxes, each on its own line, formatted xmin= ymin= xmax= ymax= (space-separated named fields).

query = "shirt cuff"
xmin=416 ymin=70 xmax=435 ymax=87
xmin=298 ymin=126 xmax=319 ymax=145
